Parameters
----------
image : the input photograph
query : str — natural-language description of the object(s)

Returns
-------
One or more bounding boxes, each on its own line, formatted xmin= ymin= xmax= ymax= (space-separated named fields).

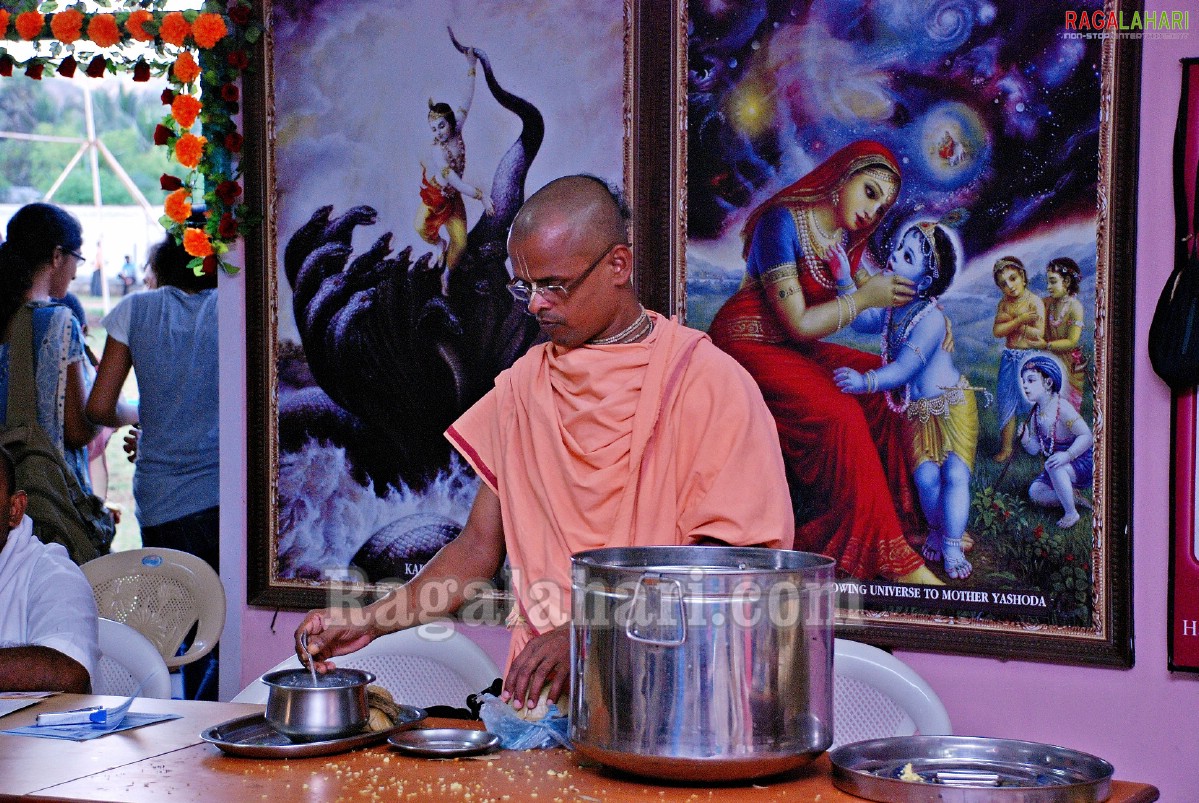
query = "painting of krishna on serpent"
xmin=680 ymin=0 xmax=1138 ymax=665
xmin=246 ymin=0 xmax=643 ymax=610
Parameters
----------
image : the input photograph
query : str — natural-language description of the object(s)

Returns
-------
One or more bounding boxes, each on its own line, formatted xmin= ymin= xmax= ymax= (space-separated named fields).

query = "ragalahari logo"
xmin=1064 ymin=9 xmax=1189 ymax=36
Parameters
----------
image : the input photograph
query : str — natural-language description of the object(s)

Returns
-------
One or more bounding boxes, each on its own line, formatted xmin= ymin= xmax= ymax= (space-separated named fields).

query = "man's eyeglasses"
xmin=507 ymin=242 xmax=625 ymax=304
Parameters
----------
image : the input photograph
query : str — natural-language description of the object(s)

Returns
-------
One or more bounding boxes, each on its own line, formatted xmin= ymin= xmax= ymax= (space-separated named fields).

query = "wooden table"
xmin=0 ymin=694 xmax=260 ymax=799
xmin=0 ymin=697 xmax=1160 ymax=802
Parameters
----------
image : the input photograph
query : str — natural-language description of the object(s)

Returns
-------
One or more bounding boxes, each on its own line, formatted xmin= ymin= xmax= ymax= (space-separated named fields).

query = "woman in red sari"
xmin=709 ymin=141 xmax=941 ymax=584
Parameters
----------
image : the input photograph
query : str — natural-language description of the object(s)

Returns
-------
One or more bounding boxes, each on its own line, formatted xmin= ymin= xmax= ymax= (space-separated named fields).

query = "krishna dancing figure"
xmin=416 ymin=30 xmax=496 ymax=294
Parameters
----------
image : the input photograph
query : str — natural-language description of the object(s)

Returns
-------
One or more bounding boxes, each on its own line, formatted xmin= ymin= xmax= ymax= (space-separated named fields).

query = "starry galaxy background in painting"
xmin=687 ymin=0 xmax=1103 ymax=265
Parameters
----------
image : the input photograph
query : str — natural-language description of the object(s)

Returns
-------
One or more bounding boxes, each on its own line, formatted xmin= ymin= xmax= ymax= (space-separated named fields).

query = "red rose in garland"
xmin=133 ymin=60 xmax=152 ymax=83
xmin=58 ymin=56 xmax=77 ymax=79
xmin=221 ymin=84 xmax=239 ymax=103
xmin=0 ymin=56 xmax=12 ymax=78
xmin=25 ymin=63 xmax=44 ymax=81
xmin=85 ymin=56 xmax=107 ymax=79
xmin=224 ymin=131 xmax=244 ymax=153
xmin=227 ymin=49 xmax=249 ymax=71
xmin=215 ymin=181 xmax=242 ymax=206
xmin=161 ymin=88 xmax=176 ymax=105
xmin=153 ymin=124 xmax=173 ymax=147
xmin=229 ymin=3 xmax=252 ymax=25
xmin=160 ymin=174 xmax=185 ymax=192
xmin=218 ymin=213 xmax=239 ymax=240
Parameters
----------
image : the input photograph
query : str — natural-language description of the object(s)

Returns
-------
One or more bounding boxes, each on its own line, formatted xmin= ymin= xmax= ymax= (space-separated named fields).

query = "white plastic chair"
xmin=231 ymin=622 xmax=501 ymax=707
xmin=82 ymin=548 xmax=226 ymax=670
xmin=832 ymin=638 xmax=952 ymax=749
xmin=94 ymin=617 xmax=173 ymax=699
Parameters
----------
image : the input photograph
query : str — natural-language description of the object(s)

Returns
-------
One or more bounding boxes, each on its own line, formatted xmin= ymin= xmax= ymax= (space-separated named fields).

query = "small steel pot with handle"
xmin=262 ymin=667 xmax=375 ymax=742
xmin=571 ymin=546 xmax=836 ymax=782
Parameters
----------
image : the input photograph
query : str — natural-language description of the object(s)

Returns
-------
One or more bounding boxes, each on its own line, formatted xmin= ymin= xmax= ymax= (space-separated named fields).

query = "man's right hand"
xmin=295 ymin=610 xmax=377 ymax=672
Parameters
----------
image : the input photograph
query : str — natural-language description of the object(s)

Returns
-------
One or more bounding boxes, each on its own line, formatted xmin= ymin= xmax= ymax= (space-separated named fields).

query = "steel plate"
xmin=200 ymin=706 xmax=426 ymax=759
xmin=830 ymin=736 xmax=1114 ymax=802
xmin=387 ymin=728 xmax=501 ymax=758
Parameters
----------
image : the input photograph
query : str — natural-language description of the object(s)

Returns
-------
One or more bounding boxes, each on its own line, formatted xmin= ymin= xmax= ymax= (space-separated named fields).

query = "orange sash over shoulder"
xmin=446 ymin=312 xmax=793 ymax=670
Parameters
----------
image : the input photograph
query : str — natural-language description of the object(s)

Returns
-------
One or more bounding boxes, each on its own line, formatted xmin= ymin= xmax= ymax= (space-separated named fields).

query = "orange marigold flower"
xmin=171 ymin=94 xmax=202 ymax=129
xmin=0 ymin=11 xmax=9 ymax=38
xmin=125 ymin=9 xmax=155 ymax=42
xmin=174 ymin=133 xmax=207 ymax=169
xmin=164 ymin=189 xmax=193 ymax=224
xmin=172 ymin=51 xmax=201 ymax=85
xmin=15 ymin=11 xmax=45 ymax=41
xmin=191 ymin=13 xmax=228 ymax=49
xmin=86 ymin=13 xmax=120 ymax=48
xmin=159 ymin=12 xmax=190 ymax=47
xmin=50 ymin=9 xmax=83 ymax=44
xmin=183 ymin=228 xmax=214 ymax=258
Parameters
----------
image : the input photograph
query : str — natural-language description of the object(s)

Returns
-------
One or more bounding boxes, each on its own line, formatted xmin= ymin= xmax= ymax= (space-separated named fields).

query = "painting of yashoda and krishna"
xmin=686 ymin=0 xmax=1120 ymax=631
xmin=265 ymin=1 xmax=623 ymax=593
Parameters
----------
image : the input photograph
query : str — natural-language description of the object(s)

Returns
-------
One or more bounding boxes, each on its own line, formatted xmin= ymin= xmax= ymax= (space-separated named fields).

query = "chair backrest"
xmin=832 ymin=638 xmax=952 ymax=749
xmin=231 ymin=622 xmax=501 ymax=707
xmin=95 ymin=617 xmax=173 ymax=699
xmin=82 ymin=548 xmax=226 ymax=669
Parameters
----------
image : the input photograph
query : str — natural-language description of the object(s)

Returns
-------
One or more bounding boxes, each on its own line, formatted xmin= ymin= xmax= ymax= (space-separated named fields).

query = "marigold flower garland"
xmin=0 ymin=0 xmax=261 ymax=275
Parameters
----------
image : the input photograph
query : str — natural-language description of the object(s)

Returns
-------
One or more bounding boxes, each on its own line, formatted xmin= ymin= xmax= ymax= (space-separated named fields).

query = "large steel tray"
xmin=200 ymin=706 xmax=426 ymax=759
xmin=830 ymin=735 xmax=1114 ymax=802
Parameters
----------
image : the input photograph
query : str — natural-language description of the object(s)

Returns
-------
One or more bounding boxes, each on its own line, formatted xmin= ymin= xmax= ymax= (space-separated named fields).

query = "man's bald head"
xmin=510 ymin=175 xmax=629 ymax=254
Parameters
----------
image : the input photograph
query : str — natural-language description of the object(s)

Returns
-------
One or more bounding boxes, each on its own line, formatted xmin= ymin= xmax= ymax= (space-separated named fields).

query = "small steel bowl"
xmin=262 ymin=667 xmax=375 ymax=742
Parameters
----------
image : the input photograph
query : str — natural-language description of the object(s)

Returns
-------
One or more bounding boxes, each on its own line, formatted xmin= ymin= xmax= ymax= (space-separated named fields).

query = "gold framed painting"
xmin=658 ymin=0 xmax=1140 ymax=666
xmin=244 ymin=0 xmax=670 ymax=609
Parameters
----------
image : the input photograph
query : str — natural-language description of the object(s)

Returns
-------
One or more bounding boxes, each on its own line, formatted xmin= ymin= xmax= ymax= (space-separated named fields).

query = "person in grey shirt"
xmin=86 ymin=231 xmax=219 ymax=699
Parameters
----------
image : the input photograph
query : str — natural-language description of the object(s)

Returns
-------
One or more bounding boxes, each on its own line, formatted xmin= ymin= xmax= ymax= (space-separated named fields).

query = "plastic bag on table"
xmin=477 ymin=692 xmax=570 ymax=750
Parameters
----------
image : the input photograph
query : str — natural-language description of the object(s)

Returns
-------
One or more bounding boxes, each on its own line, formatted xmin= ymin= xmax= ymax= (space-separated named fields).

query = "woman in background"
xmin=87 ymin=230 xmax=220 ymax=699
xmin=0 ymin=203 xmax=96 ymax=496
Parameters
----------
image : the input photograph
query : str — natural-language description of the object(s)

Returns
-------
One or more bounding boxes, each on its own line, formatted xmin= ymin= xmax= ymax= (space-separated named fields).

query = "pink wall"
xmin=222 ymin=7 xmax=1199 ymax=798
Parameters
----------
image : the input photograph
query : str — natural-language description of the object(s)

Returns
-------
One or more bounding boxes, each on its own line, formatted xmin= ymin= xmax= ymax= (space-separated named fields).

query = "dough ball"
xmin=514 ymin=685 xmax=567 ymax=721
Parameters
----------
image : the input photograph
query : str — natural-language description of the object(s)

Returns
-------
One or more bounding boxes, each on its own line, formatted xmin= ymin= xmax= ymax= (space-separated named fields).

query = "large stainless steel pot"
xmin=570 ymin=546 xmax=835 ymax=782
xmin=262 ymin=667 xmax=374 ymax=741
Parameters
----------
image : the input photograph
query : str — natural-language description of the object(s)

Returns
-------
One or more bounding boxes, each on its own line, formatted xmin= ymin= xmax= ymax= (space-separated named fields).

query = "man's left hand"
xmin=502 ymin=624 xmax=570 ymax=713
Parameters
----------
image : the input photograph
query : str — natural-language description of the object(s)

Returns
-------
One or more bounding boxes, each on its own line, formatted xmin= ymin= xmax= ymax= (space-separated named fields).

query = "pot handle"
xmin=624 ymin=575 xmax=686 ymax=646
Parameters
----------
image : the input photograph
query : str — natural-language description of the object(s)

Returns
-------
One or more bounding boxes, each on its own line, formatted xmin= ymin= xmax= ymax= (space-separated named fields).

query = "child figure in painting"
xmin=416 ymin=40 xmax=496 ymax=294
xmin=1018 ymin=355 xmax=1093 ymax=529
xmin=1028 ymin=257 xmax=1086 ymax=411
xmin=833 ymin=217 xmax=978 ymax=579
xmin=990 ymin=256 xmax=1046 ymax=463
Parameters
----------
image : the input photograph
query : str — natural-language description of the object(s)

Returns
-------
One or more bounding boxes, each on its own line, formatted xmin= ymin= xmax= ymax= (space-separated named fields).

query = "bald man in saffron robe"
xmin=297 ymin=175 xmax=793 ymax=713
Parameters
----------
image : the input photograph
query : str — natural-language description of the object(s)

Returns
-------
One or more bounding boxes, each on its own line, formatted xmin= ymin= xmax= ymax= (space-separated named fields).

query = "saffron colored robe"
xmin=446 ymin=312 xmax=793 ymax=670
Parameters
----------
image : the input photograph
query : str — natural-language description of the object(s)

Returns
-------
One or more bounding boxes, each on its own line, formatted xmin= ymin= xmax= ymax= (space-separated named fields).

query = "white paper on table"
xmin=0 ymin=692 xmax=56 ymax=719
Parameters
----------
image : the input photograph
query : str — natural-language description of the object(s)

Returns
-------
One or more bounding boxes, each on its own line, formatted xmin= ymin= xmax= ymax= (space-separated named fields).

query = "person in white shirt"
xmin=0 ymin=445 xmax=99 ymax=692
